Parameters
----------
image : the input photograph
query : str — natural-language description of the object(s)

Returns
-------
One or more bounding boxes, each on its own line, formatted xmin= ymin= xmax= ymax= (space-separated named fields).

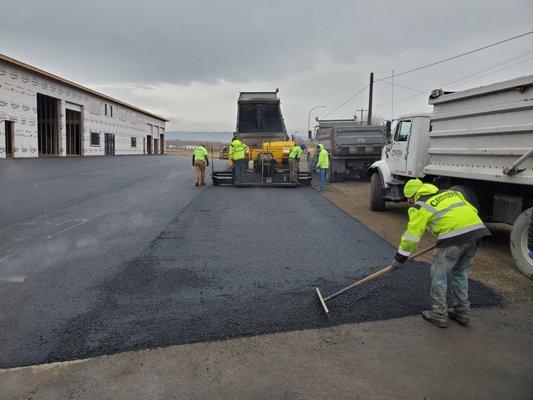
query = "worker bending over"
xmin=316 ymin=143 xmax=329 ymax=192
xmin=391 ymin=179 xmax=490 ymax=328
xmin=288 ymin=143 xmax=303 ymax=183
xmin=192 ymin=142 xmax=209 ymax=186
xmin=229 ymin=136 xmax=248 ymax=183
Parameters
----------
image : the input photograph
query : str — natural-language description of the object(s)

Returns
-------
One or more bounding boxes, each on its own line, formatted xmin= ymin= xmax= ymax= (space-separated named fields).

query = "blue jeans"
xmin=430 ymin=241 xmax=477 ymax=322
xmin=318 ymin=168 xmax=327 ymax=191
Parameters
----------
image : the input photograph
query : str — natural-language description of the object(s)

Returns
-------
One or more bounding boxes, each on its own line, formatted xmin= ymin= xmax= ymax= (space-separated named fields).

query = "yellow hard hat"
xmin=403 ymin=179 xmax=423 ymax=198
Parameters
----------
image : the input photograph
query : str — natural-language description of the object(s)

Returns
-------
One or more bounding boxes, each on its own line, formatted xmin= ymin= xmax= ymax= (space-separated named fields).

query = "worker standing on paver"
xmin=229 ymin=136 xmax=248 ymax=183
xmin=192 ymin=142 xmax=209 ymax=186
xmin=316 ymin=143 xmax=329 ymax=192
xmin=391 ymin=179 xmax=491 ymax=328
xmin=288 ymin=142 xmax=303 ymax=183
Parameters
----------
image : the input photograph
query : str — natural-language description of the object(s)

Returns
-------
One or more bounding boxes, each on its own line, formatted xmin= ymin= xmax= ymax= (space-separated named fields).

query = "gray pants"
xmin=430 ymin=241 xmax=478 ymax=322
xmin=233 ymin=159 xmax=245 ymax=183
xmin=289 ymin=158 xmax=299 ymax=182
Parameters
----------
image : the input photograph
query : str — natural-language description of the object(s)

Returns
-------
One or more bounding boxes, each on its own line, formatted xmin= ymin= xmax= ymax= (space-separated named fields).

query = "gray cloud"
xmin=1 ymin=0 xmax=532 ymax=130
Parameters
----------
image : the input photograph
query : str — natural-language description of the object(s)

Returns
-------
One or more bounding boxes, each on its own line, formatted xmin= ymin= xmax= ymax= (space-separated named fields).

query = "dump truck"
xmin=367 ymin=74 xmax=533 ymax=278
xmin=212 ymin=91 xmax=311 ymax=186
xmin=315 ymin=119 xmax=386 ymax=182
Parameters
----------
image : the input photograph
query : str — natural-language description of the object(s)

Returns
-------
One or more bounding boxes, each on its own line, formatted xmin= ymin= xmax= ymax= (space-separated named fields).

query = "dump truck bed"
xmin=427 ymin=74 xmax=533 ymax=186
xmin=236 ymin=92 xmax=288 ymax=147
xmin=316 ymin=120 xmax=385 ymax=157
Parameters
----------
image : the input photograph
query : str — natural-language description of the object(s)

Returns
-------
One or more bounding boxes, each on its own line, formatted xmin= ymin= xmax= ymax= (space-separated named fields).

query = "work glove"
xmin=391 ymin=259 xmax=404 ymax=271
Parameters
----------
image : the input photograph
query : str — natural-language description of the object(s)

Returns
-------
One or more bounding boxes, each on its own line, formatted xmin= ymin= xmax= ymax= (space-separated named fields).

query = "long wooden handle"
xmin=354 ymin=243 xmax=436 ymax=288
xmin=324 ymin=244 xmax=436 ymax=302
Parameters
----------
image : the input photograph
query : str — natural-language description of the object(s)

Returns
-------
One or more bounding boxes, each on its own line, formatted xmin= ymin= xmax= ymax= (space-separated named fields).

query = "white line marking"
xmin=1 ymin=276 xmax=25 ymax=283
xmin=46 ymin=219 xmax=89 ymax=239
xmin=0 ymin=255 xmax=10 ymax=263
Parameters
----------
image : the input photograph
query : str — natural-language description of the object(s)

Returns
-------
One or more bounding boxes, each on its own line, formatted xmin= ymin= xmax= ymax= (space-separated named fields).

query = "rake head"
xmin=315 ymin=287 xmax=329 ymax=315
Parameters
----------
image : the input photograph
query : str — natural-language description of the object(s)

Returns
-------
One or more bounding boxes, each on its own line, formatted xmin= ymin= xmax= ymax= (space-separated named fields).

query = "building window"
xmin=104 ymin=104 xmax=108 ymax=116
xmin=110 ymin=105 xmax=114 ymax=118
xmin=131 ymin=137 xmax=137 ymax=147
xmin=91 ymin=132 xmax=100 ymax=146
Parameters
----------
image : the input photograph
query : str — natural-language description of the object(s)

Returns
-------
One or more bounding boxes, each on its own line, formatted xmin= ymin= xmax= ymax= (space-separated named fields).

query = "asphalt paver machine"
xmin=211 ymin=91 xmax=311 ymax=187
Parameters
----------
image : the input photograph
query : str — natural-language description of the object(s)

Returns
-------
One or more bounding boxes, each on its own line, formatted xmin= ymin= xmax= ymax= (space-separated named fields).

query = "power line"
xmin=375 ymin=30 xmax=533 ymax=82
xmin=377 ymin=80 xmax=426 ymax=94
xmin=373 ymin=49 xmax=533 ymax=108
xmin=321 ymin=84 xmax=369 ymax=119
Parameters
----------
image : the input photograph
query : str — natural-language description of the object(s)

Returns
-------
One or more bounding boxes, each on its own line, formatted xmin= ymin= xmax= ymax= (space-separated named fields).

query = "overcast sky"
xmin=1 ymin=0 xmax=532 ymax=132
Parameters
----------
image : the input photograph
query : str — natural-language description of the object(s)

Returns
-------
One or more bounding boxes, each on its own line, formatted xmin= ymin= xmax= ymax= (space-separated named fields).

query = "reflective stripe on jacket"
xmin=394 ymin=183 xmax=490 ymax=262
xmin=316 ymin=144 xmax=329 ymax=169
xmin=229 ymin=139 xmax=247 ymax=161
xmin=289 ymin=145 xmax=302 ymax=159
xmin=193 ymin=146 xmax=208 ymax=162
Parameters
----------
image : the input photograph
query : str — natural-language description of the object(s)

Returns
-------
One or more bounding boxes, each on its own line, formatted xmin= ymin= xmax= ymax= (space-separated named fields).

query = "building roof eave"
xmin=0 ymin=53 xmax=169 ymax=122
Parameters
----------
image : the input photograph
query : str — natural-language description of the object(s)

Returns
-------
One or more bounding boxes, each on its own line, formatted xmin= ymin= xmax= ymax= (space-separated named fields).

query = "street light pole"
xmin=308 ymin=105 xmax=325 ymax=140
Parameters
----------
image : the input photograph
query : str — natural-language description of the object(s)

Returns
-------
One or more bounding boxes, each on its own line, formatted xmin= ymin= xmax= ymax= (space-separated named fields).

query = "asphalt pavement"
xmin=0 ymin=156 xmax=500 ymax=368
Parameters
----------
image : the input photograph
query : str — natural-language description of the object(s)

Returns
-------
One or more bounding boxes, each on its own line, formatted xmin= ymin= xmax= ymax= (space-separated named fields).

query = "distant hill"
xmin=166 ymin=131 xmax=234 ymax=142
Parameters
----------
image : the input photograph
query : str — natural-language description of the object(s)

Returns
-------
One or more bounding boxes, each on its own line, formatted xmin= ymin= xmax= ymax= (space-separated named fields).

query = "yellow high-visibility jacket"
xmin=395 ymin=183 xmax=490 ymax=262
xmin=289 ymin=145 xmax=303 ymax=159
xmin=228 ymin=139 xmax=248 ymax=161
xmin=316 ymin=144 xmax=329 ymax=169
xmin=192 ymin=146 xmax=208 ymax=162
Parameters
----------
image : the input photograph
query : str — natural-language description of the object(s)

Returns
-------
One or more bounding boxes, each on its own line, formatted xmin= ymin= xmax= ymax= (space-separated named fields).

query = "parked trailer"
xmin=368 ymin=75 xmax=533 ymax=278
xmin=315 ymin=119 xmax=386 ymax=182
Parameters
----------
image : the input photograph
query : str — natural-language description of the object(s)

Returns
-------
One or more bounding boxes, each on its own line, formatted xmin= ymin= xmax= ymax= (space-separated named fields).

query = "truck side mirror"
xmin=385 ymin=120 xmax=392 ymax=142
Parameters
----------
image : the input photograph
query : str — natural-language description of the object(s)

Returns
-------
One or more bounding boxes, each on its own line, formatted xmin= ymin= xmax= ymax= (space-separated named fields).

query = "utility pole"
xmin=391 ymin=69 xmax=394 ymax=120
xmin=367 ymin=72 xmax=374 ymax=125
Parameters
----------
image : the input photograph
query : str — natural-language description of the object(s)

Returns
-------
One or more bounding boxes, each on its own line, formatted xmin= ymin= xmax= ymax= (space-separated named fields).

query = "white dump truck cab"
xmin=368 ymin=114 xmax=431 ymax=206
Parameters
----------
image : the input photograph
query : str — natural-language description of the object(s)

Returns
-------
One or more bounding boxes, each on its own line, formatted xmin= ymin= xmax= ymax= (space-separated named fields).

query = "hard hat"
xmin=403 ymin=179 xmax=424 ymax=198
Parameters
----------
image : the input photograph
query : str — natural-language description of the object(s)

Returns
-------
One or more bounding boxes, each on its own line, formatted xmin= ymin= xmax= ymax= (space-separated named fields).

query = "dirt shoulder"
xmin=322 ymin=181 xmax=533 ymax=303
xmin=2 ymin=302 xmax=532 ymax=400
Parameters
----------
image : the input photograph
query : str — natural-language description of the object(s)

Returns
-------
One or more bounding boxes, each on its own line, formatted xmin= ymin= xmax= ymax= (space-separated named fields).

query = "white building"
xmin=0 ymin=54 xmax=167 ymax=158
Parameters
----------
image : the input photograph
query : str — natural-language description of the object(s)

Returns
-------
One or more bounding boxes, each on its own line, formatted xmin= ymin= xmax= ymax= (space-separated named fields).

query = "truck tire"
xmin=450 ymin=185 xmax=480 ymax=210
xmin=510 ymin=208 xmax=533 ymax=279
xmin=327 ymin=158 xmax=339 ymax=183
xmin=370 ymin=172 xmax=385 ymax=211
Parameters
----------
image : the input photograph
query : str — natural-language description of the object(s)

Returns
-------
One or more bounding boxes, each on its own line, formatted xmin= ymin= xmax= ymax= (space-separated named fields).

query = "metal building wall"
xmin=0 ymin=59 xmax=166 ymax=158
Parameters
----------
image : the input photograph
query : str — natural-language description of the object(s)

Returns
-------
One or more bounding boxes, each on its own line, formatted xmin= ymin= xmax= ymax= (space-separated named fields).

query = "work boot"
xmin=195 ymin=183 xmax=199 ymax=186
xmin=421 ymin=310 xmax=448 ymax=328
xmin=201 ymin=182 xmax=206 ymax=186
xmin=448 ymin=307 xmax=470 ymax=326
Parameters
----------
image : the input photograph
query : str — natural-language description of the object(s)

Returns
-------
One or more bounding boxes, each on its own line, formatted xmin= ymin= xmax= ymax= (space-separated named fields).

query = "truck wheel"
xmin=327 ymin=159 xmax=338 ymax=183
xmin=510 ymin=208 xmax=533 ymax=279
xmin=328 ymin=168 xmax=339 ymax=183
xmin=450 ymin=185 xmax=480 ymax=210
xmin=370 ymin=172 xmax=385 ymax=211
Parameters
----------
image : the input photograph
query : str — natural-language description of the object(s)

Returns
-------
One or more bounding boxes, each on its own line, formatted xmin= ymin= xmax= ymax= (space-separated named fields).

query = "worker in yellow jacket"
xmin=392 ymin=179 xmax=490 ymax=328
xmin=315 ymin=143 xmax=329 ymax=192
xmin=228 ymin=136 xmax=248 ymax=183
xmin=288 ymin=143 xmax=303 ymax=183
xmin=192 ymin=142 xmax=209 ymax=186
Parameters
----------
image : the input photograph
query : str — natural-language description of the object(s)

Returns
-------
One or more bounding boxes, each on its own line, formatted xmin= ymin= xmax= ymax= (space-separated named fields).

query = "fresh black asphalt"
xmin=0 ymin=156 xmax=500 ymax=368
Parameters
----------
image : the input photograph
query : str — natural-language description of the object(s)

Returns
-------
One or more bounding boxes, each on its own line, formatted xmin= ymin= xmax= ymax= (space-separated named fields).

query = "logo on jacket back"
xmin=429 ymin=191 xmax=458 ymax=207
